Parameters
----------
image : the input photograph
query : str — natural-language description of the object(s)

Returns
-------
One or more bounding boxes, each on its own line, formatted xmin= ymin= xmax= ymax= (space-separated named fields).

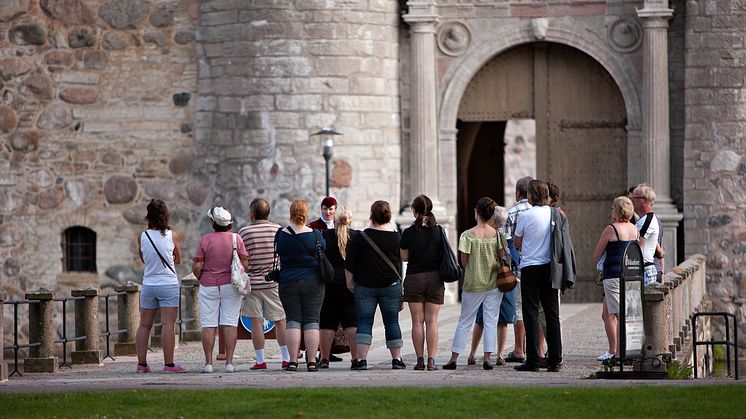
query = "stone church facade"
xmin=0 ymin=0 xmax=744 ymax=346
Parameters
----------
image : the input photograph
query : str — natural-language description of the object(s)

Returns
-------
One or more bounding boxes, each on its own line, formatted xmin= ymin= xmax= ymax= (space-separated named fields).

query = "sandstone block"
xmin=149 ymin=1 xmax=177 ymax=27
xmin=0 ymin=0 xmax=30 ymax=22
xmin=24 ymin=357 xmax=58 ymax=373
xmin=64 ymin=178 xmax=95 ymax=205
xmin=83 ymin=50 xmax=106 ymax=69
xmin=174 ymin=30 xmax=195 ymax=44
xmin=104 ymin=175 xmax=138 ymax=204
xmin=0 ymin=106 xmax=17 ymax=133
xmin=254 ymin=57 xmax=311 ymax=77
xmin=9 ymin=23 xmax=46 ymax=45
xmin=9 ymin=131 xmax=41 ymax=153
xmin=20 ymin=76 xmax=55 ymax=100
xmin=102 ymin=31 xmax=130 ymax=49
xmin=99 ymin=0 xmax=147 ymax=29
xmin=37 ymin=103 xmax=73 ymax=130
xmin=0 ymin=57 xmax=33 ymax=80
xmin=143 ymin=31 xmax=168 ymax=48
xmin=60 ymin=87 xmax=99 ymax=104
xmin=45 ymin=50 xmax=74 ymax=66
xmin=40 ymin=0 xmax=94 ymax=24
xmin=68 ymin=26 xmax=96 ymax=48
xmin=71 ymin=350 xmax=101 ymax=365
xmin=710 ymin=149 xmax=741 ymax=172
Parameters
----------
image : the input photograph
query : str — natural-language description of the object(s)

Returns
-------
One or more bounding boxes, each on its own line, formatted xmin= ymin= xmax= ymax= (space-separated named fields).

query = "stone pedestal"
xmin=71 ymin=288 xmax=102 ymax=365
xmin=24 ymin=289 xmax=58 ymax=373
xmin=642 ymin=283 xmax=672 ymax=358
xmin=181 ymin=277 xmax=201 ymax=341
xmin=113 ymin=282 xmax=140 ymax=356
xmin=0 ymin=291 xmax=7 ymax=382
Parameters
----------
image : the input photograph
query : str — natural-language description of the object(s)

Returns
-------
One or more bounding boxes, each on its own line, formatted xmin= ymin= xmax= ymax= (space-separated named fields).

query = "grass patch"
xmin=2 ymin=386 xmax=745 ymax=418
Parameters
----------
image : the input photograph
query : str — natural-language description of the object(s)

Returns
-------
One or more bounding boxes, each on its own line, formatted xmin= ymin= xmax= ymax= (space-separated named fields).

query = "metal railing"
xmin=692 ymin=312 xmax=739 ymax=380
xmin=99 ymin=291 xmax=127 ymax=361
xmin=52 ymin=295 xmax=86 ymax=369
xmin=3 ymin=300 xmax=41 ymax=377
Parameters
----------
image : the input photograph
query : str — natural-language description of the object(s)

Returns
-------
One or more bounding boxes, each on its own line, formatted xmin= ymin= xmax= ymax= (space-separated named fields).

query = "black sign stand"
xmin=596 ymin=241 xmax=666 ymax=379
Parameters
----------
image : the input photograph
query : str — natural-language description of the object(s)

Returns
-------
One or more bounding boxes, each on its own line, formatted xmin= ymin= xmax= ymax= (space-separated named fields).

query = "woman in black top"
xmin=400 ymin=194 xmax=444 ymax=371
xmin=319 ymin=207 xmax=358 ymax=369
xmin=345 ymin=200 xmax=405 ymax=371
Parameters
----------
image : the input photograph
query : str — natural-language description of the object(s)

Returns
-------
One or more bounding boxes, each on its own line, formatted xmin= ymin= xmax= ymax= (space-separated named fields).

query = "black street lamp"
xmin=311 ymin=128 xmax=342 ymax=197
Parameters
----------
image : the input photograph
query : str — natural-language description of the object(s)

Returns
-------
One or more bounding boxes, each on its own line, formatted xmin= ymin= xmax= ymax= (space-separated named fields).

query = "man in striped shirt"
xmin=238 ymin=198 xmax=290 ymax=370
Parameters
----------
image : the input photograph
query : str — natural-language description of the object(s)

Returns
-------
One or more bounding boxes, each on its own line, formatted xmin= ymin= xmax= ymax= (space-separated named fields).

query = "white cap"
xmin=207 ymin=206 xmax=232 ymax=226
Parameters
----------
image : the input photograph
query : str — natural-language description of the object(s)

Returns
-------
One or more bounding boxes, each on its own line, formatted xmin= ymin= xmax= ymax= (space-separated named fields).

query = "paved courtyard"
xmin=1 ymin=302 xmax=739 ymax=392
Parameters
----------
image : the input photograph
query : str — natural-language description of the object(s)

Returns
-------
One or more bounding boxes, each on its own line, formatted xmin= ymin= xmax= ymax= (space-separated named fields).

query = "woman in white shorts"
xmin=592 ymin=196 xmax=638 ymax=362
xmin=192 ymin=206 xmax=249 ymax=373
xmin=136 ymin=199 xmax=186 ymax=373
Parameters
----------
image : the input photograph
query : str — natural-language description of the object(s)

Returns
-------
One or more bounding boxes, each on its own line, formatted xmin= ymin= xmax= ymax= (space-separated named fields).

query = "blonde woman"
xmin=592 ymin=196 xmax=638 ymax=361
xmin=319 ymin=207 xmax=359 ymax=369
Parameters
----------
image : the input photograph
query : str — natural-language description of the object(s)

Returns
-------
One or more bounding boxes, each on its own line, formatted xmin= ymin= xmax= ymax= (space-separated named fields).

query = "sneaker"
xmin=163 ymin=364 xmax=187 ymax=373
xmin=597 ymin=351 xmax=614 ymax=361
xmin=352 ymin=359 xmax=367 ymax=370
xmin=350 ymin=359 xmax=359 ymax=370
xmin=392 ymin=358 xmax=406 ymax=369
xmin=224 ymin=364 xmax=235 ymax=373
xmin=136 ymin=364 xmax=151 ymax=373
xmin=202 ymin=364 xmax=214 ymax=373
xmin=250 ymin=362 xmax=267 ymax=370
xmin=281 ymin=361 xmax=289 ymax=370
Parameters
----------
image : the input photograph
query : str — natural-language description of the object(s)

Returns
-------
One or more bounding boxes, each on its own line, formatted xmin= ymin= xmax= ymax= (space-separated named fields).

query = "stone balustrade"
xmin=24 ymin=289 xmax=58 ymax=373
xmin=1 ymin=290 xmax=7 ymax=382
xmin=113 ymin=282 xmax=140 ymax=356
xmin=71 ymin=288 xmax=102 ymax=365
xmin=643 ymin=254 xmax=708 ymax=372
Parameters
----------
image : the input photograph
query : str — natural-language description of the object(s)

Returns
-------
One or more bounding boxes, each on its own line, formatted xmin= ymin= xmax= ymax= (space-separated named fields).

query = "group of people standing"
xmin=135 ymin=177 xmax=668 ymax=374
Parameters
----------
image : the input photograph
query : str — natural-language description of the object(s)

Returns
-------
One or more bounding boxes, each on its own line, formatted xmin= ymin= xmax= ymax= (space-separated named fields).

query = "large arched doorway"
xmin=456 ymin=42 xmax=628 ymax=301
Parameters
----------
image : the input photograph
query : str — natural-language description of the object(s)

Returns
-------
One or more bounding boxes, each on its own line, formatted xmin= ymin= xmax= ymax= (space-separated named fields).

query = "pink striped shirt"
xmin=238 ymin=220 xmax=281 ymax=290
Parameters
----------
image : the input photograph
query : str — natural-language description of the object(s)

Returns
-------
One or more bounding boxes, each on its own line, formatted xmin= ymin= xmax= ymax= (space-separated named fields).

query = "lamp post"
xmin=311 ymin=128 xmax=342 ymax=197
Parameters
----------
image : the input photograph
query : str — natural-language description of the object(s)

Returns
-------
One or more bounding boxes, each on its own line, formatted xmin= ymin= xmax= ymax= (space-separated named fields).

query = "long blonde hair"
xmin=336 ymin=207 xmax=353 ymax=260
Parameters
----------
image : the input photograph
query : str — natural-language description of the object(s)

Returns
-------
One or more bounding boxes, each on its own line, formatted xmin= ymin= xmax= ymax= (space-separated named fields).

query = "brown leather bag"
xmin=493 ymin=260 xmax=517 ymax=292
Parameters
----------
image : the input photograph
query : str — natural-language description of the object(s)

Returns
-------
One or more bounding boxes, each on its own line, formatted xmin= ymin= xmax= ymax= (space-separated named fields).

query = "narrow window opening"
xmin=63 ymin=227 xmax=97 ymax=273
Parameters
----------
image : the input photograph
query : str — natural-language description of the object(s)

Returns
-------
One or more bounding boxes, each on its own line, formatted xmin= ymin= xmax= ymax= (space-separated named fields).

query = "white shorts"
xmin=199 ymin=284 xmax=242 ymax=328
xmin=515 ymin=286 xmax=523 ymax=321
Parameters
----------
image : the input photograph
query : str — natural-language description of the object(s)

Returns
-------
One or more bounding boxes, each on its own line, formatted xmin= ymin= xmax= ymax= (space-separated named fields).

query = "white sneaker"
xmin=202 ymin=364 xmax=214 ymax=373
xmin=224 ymin=364 xmax=235 ymax=373
xmin=596 ymin=351 xmax=614 ymax=361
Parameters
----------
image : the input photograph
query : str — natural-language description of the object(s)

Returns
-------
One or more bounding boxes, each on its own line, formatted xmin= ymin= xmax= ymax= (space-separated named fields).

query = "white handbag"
xmin=231 ymin=234 xmax=250 ymax=295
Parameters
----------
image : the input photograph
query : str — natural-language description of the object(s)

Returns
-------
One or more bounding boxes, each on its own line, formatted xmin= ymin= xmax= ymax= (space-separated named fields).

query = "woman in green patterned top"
xmin=442 ymin=197 xmax=507 ymax=370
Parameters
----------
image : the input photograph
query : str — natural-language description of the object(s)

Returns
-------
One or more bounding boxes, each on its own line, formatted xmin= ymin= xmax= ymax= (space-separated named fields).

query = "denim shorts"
xmin=279 ymin=277 xmax=324 ymax=330
xmin=140 ymin=283 xmax=180 ymax=309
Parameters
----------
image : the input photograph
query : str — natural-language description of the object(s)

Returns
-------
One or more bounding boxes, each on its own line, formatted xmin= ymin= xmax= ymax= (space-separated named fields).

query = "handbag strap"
xmin=144 ymin=231 xmax=176 ymax=274
xmin=232 ymin=233 xmax=237 ymax=251
xmin=360 ymin=230 xmax=401 ymax=281
xmin=269 ymin=227 xmax=281 ymax=272
xmin=286 ymin=226 xmax=320 ymax=261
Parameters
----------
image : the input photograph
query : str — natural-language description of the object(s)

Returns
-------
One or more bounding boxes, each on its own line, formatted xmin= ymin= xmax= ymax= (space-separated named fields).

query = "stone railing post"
xmin=113 ymin=282 xmax=140 ymax=356
xmin=71 ymin=288 xmax=102 ymax=364
xmin=180 ymin=277 xmax=201 ymax=341
xmin=0 ymin=290 xmax=7 ymax=382
xmin=25 ymin=289 xmax=58 ymax=373
xmin=643 ymin=283 xmax=672 ymax=359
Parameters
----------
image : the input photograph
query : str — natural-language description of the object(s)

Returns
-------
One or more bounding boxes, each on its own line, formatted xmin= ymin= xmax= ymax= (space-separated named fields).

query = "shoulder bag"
xmin=264 ymin=228 xmax=282 ymax=282
xmin=437 ymin=225 xmax=462 ymax=283
xmin=360 ymin=230 xmax=404 ymax=311
xmin=231 ymin=233 xmax=251 ymax=295
xmin=287 ymin=227 xmax=335 ymax=283
xmin=491 ymin=232 xmax=517 ymax=292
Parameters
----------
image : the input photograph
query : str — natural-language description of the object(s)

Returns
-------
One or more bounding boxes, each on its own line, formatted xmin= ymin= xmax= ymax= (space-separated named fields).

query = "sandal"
xmin=427 ymin=357 xmax=438 ymax=371
xmin=307 ymin=361 xmax=318 ymax=372
xmin=413 ymin=357 xmax=425 ymax=371
xmin=286 ymin=361 xmax=298 ymax=372
xmin=467 ymin=355 xmax=477 ymax=366
xmin=319 ymin=359 xmax=330 ymax=369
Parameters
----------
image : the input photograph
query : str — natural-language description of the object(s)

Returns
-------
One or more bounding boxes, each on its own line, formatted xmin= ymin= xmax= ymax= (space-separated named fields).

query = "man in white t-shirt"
xmin=513 ymin=180 xmax=562 ymax=372
xmin=630 ymin=184 xmax=663 ymax=287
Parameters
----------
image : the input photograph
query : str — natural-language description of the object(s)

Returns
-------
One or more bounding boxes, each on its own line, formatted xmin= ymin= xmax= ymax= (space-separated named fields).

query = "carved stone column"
xmin=637 ymin=3 xmax=683 ymax=271
xmin=404 ymin=4 xmax=440 ymax=208
xmin=0 ymin=290 xmax=7 ymax=382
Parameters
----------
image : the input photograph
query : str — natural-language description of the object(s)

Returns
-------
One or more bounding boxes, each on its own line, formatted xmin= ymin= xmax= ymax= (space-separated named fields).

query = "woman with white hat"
xmin=192 ymin=206 xmax=249 ymax=373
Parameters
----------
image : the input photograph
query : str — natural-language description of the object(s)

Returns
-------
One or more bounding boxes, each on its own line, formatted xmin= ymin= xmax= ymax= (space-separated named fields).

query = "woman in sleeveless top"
xmin=135 ymin=199 xmax=185 ymax=373
xmin=592 ymin=196 xmax=638 ymax=361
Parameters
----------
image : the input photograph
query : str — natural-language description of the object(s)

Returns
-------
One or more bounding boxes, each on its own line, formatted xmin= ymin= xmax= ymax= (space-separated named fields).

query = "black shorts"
xmin=319 ymin=282 xmax=357 ymax=330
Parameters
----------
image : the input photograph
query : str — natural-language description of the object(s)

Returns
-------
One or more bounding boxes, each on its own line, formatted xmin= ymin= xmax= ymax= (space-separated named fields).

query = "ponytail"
xmin=412 ymin=194 xmax=436 ymax=230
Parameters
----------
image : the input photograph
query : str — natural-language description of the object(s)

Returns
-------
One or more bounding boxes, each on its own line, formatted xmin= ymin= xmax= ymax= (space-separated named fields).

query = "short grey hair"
xmin=634 ymin=183 xmax=656 ymax=204
xmin=516 ymin=176 xmax=533 ymax=199
xmin=491 ymin=206 xmax=509 ymax=229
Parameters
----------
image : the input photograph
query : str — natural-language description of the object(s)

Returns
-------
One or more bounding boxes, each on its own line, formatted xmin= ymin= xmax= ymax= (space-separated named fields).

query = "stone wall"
xmin=194 ymin=0 xmax=402 ymax=230
xmin=0 ymin=0 xmax=198 ymax=310
xmin=684 ymin=0 xmax=746 ymax=349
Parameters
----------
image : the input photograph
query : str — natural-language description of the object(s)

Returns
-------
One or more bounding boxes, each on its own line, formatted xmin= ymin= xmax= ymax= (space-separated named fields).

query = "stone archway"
xmin=439 ymin=26 xmax=637 ymax=301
